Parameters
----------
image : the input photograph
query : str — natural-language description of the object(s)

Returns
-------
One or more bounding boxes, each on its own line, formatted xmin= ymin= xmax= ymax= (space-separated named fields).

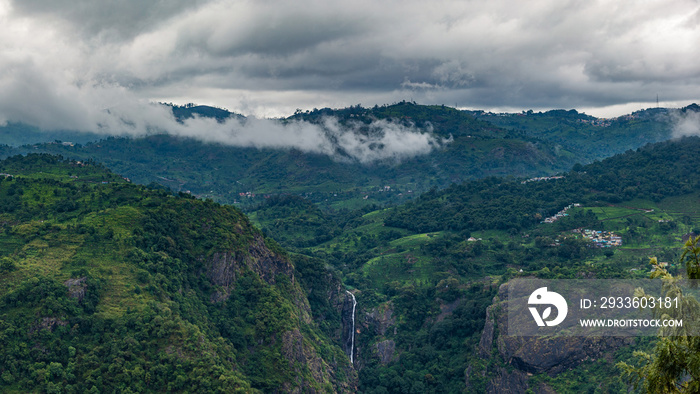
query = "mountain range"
xmin=0 ymin=102 xmax=686 ymax=207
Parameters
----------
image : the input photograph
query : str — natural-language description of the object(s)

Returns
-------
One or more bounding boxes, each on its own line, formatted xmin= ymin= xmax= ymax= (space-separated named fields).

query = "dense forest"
xmin=0 ymin=154 xmax=354 ymax=393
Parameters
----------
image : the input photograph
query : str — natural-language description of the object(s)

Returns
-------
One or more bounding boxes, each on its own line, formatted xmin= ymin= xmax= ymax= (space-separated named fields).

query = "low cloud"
xmin=101 ymin=106 xmax=445 ymax=163
xmin=319 ymin=117 xmax=443 ymax=162
xmin=671 ymin=109 xmax=700 ymax=138
xmin=0 ymin=74 xmax=442 ymax=163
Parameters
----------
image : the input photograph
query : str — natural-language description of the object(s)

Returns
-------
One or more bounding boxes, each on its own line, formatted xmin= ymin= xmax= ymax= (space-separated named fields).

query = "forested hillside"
xmin=469 ymin=106 xmax=673 ymax=163
xmin=386 ymin=136 xmax=700 ymax=233
xmin=0 ymin=154 xmax=355 ymax=393
xmin=3 ymin=0 xmax=699 ymax=390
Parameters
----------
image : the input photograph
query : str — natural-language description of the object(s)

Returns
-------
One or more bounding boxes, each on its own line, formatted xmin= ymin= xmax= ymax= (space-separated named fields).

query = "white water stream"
xmin=346 ymin=290 xmax=357 ymax=364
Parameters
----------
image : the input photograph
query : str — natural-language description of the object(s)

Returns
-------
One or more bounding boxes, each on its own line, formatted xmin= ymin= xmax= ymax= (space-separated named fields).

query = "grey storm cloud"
xmin=0 ymin=0 xmax=699 ymax=133
xmin=7 ymin=0 xmax=210 ymax=41
xmin=0 ymin=53 xmax=443 ymax=162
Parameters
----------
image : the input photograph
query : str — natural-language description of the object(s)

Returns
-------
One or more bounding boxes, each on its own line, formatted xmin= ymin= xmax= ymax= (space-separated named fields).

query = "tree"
xmin=618 ymin=235 xmax=700 ymax=392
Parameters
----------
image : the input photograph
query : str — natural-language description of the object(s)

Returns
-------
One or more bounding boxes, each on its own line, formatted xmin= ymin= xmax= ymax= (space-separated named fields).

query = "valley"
xmin=0 ymin=103 xmax=699 ymax=392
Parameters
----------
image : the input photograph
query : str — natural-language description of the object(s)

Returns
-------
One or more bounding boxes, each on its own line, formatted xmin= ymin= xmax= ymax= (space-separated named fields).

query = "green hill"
xmin=0 ymin=123 xmax=102 ymax=147
xmin=0 ymin=154 xmax=355 ymax=393
xmin=385 ymin=136 xmax=700 ymax=234
xmin=167 ymin=103 xmax=246 ymax=123
xmin=469 ymin=106 xmax=674 ymax=163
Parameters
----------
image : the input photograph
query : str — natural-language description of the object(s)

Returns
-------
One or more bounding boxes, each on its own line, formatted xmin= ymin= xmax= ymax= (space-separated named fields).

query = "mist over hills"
xmin=1 ymin=101 xmax=693 ymax=206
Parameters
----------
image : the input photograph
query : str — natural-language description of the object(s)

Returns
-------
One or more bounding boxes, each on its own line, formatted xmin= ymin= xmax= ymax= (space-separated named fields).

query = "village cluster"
xmin=541 ymin=203 xmax=623 ymax=247
xmin=574 ymin=229 xmax=623 ymax=247
xmin=577 ymin=118 xmax=612 ymax=127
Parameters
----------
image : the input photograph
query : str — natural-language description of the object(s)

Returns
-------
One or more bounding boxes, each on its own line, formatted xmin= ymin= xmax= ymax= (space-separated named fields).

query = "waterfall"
xmin=346 ymin=290 xmax=357 ymax=364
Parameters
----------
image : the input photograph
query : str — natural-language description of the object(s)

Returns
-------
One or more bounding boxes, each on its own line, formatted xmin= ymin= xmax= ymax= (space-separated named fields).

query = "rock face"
xmin=498 ymin=335 xmax=632 ymax=376
xmin=277 ymin=327 xmax=359 ymax=393
xmin=63 ymin=276 xmax=87 ymax=302
xmin=365 ymin=302 xmax=396 ymax=336
xmin=244 ymin=234 xmax=295 ymax=284
xmin=280 ymin=328 xmax=345 ymax=394
xmin=29 ymin=317 xmax=67 ymax=334
xmin=361 ymin=302 xmax=399 ymax=367
xmin=486 ymin=367 xmax=530 ymax=393
xmin=204 ymin=233 xmax=355 ymax=392
xmin=476 ymin=282 xmax=634 ymax=393
xmin=479 ymin=305 xmax=496 ymax=357
xmin=206 ymin=234 xmax=296 ymax=302
xmin=375 ymin=340 xmax=396 ymax=365
xmin=207 ymin=252 xmax=240 ymax=301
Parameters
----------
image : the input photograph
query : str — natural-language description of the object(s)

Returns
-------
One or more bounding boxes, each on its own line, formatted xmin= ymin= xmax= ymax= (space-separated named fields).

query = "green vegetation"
xmin=470 ymin=106 xmax=673 ymax=163
xmin=0 ymin=154 xmax=353 ymax=393
xmin=245 ymin=136 xmax=700 ymax=392
xmin=386 ymin=137 xmax=700 ymax=234
xmin=618 ymin=240 xmax=700 ymax=392
xmin=0 ymin=103 xmax=698 ymax=392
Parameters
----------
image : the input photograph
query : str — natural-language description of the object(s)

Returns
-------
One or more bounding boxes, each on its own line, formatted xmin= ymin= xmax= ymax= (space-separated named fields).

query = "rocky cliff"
xmin=472 ymin=282 xmax=634 ymax=393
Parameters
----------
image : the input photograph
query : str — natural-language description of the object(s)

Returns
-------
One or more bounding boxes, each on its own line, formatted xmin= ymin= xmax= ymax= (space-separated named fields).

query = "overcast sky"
xmin=1 ymin=0 xmax=699 ymax=128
